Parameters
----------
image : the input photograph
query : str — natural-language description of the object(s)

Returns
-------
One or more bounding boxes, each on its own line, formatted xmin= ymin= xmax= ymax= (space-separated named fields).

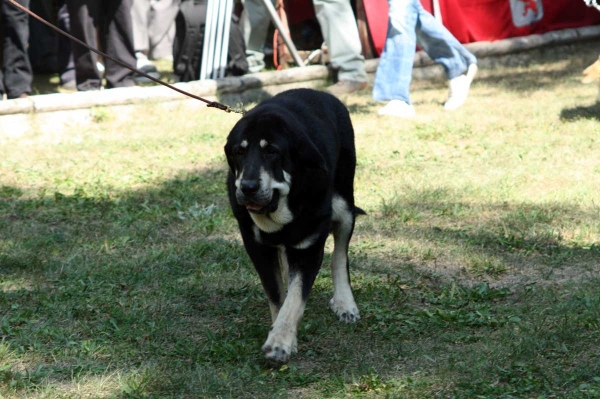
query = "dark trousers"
xmin=0 ymin=0 xmax=32 ymax=99
xmin=66 ymin=0 xmax=136 ymax=90
xmin=57 ymin=4 xmax=75 ymax=85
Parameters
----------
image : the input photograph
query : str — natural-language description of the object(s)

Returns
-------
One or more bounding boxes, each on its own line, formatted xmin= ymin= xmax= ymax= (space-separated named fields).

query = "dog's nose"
xmin=240 ymin=180 xmax=260 ymax=195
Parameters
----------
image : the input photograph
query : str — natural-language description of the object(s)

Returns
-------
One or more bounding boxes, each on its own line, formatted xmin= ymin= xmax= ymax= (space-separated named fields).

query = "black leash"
xmin=8 ymin=0 xmax=246 ymax=115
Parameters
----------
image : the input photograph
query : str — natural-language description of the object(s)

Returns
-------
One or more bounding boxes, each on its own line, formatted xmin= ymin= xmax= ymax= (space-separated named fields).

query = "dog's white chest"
xmin=250 ymin=196 xmax=294 ymax=233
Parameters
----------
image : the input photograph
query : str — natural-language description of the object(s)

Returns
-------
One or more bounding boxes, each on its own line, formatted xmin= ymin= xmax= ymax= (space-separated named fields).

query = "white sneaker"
xmin=444 ymin=63 xmax=478 ymax=111
xmin=135 ymin=51 xmax=156 ymax=70
xmin=378 ymin=100 xmax=416 ymax=118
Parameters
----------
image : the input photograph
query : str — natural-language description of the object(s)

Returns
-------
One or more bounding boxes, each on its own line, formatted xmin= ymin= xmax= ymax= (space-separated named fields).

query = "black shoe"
xmin=135 ymin=64 xmax=161 ymax=83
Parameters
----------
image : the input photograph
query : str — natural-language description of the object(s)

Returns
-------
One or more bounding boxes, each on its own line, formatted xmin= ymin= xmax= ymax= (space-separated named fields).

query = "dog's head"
xmin=224 ymin=105 xmax=327 ymax=214
xmin=582 ymin=56 xmax=600 ymax=84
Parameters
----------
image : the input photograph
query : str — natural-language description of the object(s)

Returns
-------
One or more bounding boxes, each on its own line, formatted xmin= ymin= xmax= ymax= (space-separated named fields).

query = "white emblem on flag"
xmin=509 ymin=0 xmax=544 ymax=27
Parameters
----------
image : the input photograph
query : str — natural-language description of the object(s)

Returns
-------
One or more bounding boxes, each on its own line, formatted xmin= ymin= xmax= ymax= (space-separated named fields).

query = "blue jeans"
xmin=373 ymin=0 xmax=477 ymax=103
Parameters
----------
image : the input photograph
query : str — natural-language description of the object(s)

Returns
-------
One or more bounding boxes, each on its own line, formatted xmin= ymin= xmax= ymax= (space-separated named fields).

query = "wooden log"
xmin=0 ymin=97 xmax=33 ymax=116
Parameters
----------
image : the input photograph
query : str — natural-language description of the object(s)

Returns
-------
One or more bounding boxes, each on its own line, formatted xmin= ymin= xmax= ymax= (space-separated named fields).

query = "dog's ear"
xmin=224 ymin=129 xmax=239 ymax=174
xmin=225 ymin=118 xmax=249 ymax=174
xmin=287 ymin=125 xmax=330 ymax=198
xmin=223 ymin=132 xmax=234 ymax=170
xmin=224 ymin=142 xmax=235 ymax=173
xmin=290 ymin=126 xmax=328 ymax=175
xmin=255 ymin=110 xmax=329 ymax=174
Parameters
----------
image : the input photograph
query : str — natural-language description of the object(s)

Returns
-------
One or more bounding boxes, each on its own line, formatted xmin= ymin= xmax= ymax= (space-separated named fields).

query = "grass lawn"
xmin=2 ymin=42 xmax=600 ymax=398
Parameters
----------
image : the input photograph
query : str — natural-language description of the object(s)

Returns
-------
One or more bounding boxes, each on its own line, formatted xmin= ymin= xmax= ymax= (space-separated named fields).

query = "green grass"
xmin=2 ymin=42 xmax=600 ymax=398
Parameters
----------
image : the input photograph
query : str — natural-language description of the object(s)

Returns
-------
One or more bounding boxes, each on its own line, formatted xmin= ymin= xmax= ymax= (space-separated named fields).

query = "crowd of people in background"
xmin=0 ymin=0 xmax=477 ymax=116
xmin=1 ymin=0 xmax=180 ymax=99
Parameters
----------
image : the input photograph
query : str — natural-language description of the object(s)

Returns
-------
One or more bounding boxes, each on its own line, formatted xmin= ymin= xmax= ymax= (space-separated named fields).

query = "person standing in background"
xmin=1 ymin=0 xmax=33 ymax=100
xmin=374 ymin=0 xmax=477 ymax=117
xmin=244 ymin=0 xmax=367 ymax=96
xmin=130 ymin=0 xmax=180 ymax=82
xmin=66 ymin=0 xmax=136 ymax=90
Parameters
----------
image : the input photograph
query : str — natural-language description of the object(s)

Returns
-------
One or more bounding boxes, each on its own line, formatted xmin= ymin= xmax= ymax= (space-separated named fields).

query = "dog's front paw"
xmin=262 ymin=330 xmax=297 ymax=364
xmin=329 ymin=297 xmax=360 ymax=323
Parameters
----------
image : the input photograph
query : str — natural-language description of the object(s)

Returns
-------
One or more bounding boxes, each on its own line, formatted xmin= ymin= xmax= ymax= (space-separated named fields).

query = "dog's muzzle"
xmin=237 ymin=184 xmax=280 ymax=214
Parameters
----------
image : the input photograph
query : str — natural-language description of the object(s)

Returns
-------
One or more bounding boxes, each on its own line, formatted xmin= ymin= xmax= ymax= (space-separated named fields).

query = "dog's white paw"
xmin=329 ymin=297 xmax=360 ymax=323
xmin=262 ymin=329 xmax=298 ymax=364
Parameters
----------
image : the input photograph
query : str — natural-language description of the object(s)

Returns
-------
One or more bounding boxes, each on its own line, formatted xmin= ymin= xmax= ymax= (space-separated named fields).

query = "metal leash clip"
xmin=207 ymin=102 xmax=247 ymax=115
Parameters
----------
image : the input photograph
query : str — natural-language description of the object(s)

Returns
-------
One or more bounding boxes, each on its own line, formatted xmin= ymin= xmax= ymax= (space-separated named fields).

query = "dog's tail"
xmin=354 ymin=206 xmax=367 ymax=216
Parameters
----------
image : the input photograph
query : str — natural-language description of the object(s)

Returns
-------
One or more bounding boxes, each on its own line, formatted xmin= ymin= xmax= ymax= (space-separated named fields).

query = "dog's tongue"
xmin=246 ymin=203 xmax=263 ymax=211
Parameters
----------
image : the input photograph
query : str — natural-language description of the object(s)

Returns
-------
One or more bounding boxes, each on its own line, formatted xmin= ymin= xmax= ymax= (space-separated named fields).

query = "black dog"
xmin=224 ymin=89 xmax=364 ymax=363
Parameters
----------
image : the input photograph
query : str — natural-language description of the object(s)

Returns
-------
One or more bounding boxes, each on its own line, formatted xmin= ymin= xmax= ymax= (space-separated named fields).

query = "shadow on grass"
xmin=361 ymin=186 xmax=600 ymax=282
xmin=1 ymin=171 xmax=600 ymax=398
xmin=0 ymin=167 xmax=264 ymax=397
xmin=560 ymin=102 xmax=600 ymax=122
xmin=346 ymin=102 xmax=376 ymax=115
xmin=476 ymin=64 xmax=579 ymax=93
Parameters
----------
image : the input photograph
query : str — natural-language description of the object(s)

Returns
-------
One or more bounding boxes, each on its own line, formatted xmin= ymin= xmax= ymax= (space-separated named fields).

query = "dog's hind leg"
xmin=329 ymin=195 xmax=360 ymax=323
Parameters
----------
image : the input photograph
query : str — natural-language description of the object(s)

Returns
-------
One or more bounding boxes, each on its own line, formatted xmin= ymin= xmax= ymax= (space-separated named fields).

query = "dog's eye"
xmin=233 ymin=147 xmax=246 ymax=157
